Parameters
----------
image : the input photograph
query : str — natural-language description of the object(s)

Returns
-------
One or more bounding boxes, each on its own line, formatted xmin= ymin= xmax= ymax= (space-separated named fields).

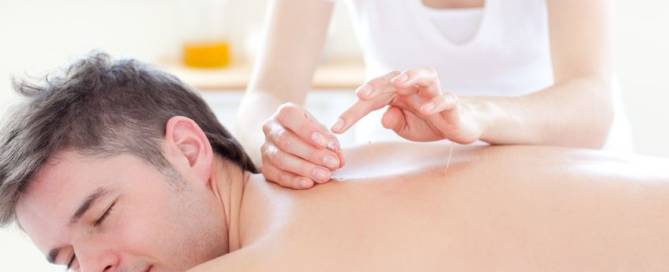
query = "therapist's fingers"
xmin=355 ymin=71 xmax=401 ymax=100
xmin=261 ymin=156 xmax=315 ymax=190
xmin=381 ymin=105 xmax=444 ymax=141
xmin=390 ymin=68 xmax=442 ymax=97
xmin=268 ymin=125 xmax=341 ymax=170
xmin=419 ymin=92 xmax=459 ymax=115
xmin=333 ymin=71 xmax=407 ymax=134
xmin=331 ymin=91 xmax=396 ymax=134
xmin=267 ymin=103 xmax=344 ymax=169
xmin=381 ymin=106 xmax=406 ymax=131
xmin=334 ymin=80 xmax=433 ymax=134
xmin=271 ymin=103 xmax=341 ymax=151
xmin=262 ymin=142 xmax=332 ymax=185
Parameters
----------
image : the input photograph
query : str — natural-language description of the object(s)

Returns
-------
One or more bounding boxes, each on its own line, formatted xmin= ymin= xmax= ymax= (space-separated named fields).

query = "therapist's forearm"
xmin=472 ymin=76 xmax=614 ymax=148
xmin=235 ymin=0 xmax=334 ymax=164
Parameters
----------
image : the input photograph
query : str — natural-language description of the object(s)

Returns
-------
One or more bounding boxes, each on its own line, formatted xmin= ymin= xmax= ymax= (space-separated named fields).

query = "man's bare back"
xmin=191 ymin=143 xmax=669 ymax=272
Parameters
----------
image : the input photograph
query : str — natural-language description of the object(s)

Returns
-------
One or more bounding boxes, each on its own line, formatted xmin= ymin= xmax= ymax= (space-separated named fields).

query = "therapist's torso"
xmin=341 ymin=0 xmax=632 ymax=150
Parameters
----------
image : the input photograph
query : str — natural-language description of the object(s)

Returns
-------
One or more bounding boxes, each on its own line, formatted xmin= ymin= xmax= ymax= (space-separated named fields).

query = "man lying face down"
xmin=1 ymin=53 xmax=669 ymax=272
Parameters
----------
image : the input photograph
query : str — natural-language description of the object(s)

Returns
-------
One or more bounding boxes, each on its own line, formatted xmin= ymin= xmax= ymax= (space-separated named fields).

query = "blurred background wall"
xmin=0 ymin=0 xmax=668 ymax=270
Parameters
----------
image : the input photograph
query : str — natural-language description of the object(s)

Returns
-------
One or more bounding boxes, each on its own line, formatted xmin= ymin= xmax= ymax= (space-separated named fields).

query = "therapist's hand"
xmin=331 ymin=68 xmax=485 ymax=143
xmin=261 ymin=103 xmax=344 ymax=189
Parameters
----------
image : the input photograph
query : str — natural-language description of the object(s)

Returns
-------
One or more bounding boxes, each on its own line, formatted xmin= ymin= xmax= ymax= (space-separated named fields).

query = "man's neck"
xmin=210 ymin=157 xmax=248 ymax=253
xmin=210 ymin=157 xmax=274 ymax=253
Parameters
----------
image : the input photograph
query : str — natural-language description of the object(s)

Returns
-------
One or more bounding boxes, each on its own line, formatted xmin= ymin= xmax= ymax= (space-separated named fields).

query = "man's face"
xmin=15 ymin=149 xmax=228 ymax=272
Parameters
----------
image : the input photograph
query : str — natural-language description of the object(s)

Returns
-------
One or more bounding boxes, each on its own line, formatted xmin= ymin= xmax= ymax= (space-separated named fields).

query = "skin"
xmin=236 ymin=0 xmax=616 ymax=189
xmin=197 ymin=137 xmax=669 ymax=271
xmin=15 ymin=115 xmax=669 ymax=272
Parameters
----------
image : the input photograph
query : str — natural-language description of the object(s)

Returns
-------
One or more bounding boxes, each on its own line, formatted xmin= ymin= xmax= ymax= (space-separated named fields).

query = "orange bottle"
xmin=178 ymin=0 xmax=232 ymax=69
xmin=182 ymin=40 xmax=231 ymax=69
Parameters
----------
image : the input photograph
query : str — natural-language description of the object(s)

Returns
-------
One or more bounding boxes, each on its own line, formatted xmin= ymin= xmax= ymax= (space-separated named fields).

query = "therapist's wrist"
xmin=461 ymin=96 xmax=502 ymax=144
xmin=235 ymin=92 xmax=285 ymax=165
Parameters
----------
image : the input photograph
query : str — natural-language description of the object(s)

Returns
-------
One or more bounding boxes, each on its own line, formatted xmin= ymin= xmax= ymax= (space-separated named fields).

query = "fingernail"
xmin=323 ymin=155 xmax=340 ymax=169
xmin=327 ymin=140 xmax=339 ymax=151
xmin=312 ymin=168 xmax=331 ymax=182
xmin=311 ymin=132 xmax=328 ymax=147
xmin=332 ymin=118 xmax=345 ymax=133
xmin=299 ymin=178 xmax=313 ymax=188
xmin=422 ymin=102 xmax=435 ymax=113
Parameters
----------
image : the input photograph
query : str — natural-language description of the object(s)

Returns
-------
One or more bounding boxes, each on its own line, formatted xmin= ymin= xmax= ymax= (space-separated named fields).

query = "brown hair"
xmin=0 ymin=52 xmax=257 ymax=226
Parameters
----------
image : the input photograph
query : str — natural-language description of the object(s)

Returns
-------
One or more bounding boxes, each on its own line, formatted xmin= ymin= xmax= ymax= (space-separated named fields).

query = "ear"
xmin=164 ymin=116 xmax=213 ymax=185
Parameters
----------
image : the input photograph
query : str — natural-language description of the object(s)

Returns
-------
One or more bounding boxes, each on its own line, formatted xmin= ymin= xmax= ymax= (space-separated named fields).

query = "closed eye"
xmin=63 ymin=201 xmax=115 ymax=271
xmin=94 ymin=201 xmax=116 ymax=226
xmin=65 ymin=254 xmax=76 ymax=271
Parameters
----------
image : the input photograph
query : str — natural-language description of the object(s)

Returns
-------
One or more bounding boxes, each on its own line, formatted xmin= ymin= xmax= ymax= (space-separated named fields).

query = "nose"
xmin=75 ymin=246 xmax=120 ymax=272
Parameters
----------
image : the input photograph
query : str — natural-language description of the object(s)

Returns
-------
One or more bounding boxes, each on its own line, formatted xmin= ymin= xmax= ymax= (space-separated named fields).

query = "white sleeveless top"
xmin=341 ymin=0 xmax=633 ymax=151
xmin=422 ymin=7 xmax=484 ymax=45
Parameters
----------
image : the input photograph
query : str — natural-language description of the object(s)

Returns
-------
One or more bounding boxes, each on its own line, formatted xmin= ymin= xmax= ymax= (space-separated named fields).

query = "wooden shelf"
xmin=159 ymin=58 xmax=366 ymax=91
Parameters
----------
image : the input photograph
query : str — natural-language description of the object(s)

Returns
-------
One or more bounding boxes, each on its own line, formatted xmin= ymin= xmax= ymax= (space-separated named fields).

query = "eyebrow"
xmin=46 ymin=187 xmax=109 ymax=264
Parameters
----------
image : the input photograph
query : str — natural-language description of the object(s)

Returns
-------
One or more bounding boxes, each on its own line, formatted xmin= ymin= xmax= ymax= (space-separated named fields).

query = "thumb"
xmin=382 ymin=106 xmax=444 ymax=142
xmin=382 ymin=106 xmax=406 ymax=133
